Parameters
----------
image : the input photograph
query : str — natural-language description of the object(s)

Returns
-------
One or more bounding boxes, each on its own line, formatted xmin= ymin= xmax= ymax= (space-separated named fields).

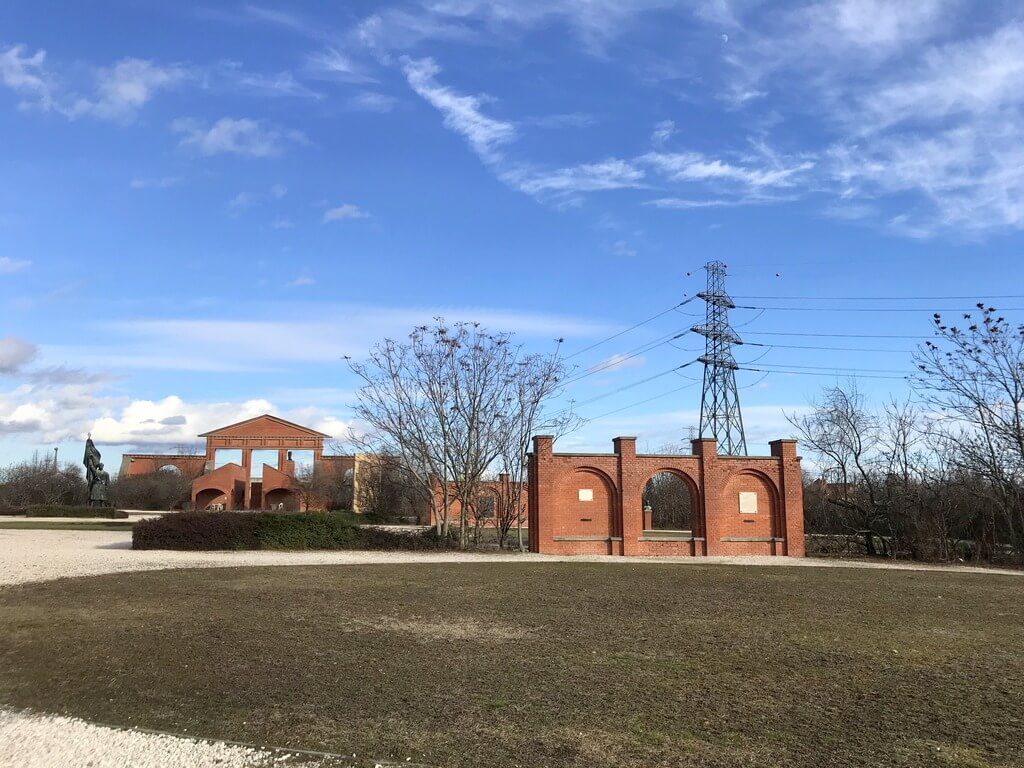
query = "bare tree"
xmin=289 ymin=463 xmax=352 ymax=511
xmin=913 ymin=305 xmax=1024 ymax=561
xmin=0 ymin=452 xmax=88 ymax=508
xmin=350 ymin=320 xmax=570 ymax=548
xmin=787 ymin=383 xmax=891 ymax=555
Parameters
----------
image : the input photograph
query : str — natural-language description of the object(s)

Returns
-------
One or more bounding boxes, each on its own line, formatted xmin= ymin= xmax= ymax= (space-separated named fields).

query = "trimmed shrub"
xmin=24 ymin=505 xmax=129 ymax=519
xmin=133 ymin=511 xmax=258 ymax=551
xmin=132 ymin=511 xmax=451 ymax=551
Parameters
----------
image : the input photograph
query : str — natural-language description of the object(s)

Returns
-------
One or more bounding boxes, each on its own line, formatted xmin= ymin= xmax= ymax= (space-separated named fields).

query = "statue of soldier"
xmin=89 ymin=463 xmax=110 ymax=507
xmin=83 ymin=434 xmax=107 ymax=507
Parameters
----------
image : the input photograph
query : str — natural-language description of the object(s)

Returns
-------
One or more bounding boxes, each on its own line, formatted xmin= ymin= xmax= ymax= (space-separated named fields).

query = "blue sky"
xmin=1 ymin=0 xmax=1023 ymax=469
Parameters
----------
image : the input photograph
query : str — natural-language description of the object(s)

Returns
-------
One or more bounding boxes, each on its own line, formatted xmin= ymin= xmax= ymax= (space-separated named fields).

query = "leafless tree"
xmin=350 ymin=320 xmax=571 ymax=548
xmin=913 ymin=305 xmax=1024 ymax=561
xmin=0 ymin=452 xmax=87 ymax=508
xmin=289 ymin=462 xmax=352 ymax=511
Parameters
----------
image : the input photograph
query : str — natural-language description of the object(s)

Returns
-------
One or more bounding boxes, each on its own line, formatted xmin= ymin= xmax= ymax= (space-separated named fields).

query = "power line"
xmin=733 ymin=294 xmax=1024 ymax=301
xmin=747 ymin=362 xmax=913 ymax=374
xmin=583 ymin=381 xmax=701 ymax=422
xmin=747 ymin=331 xmax=930 ymax=339
xmin=564 ymin=298 xmax=695 ymax=360
xmin=561 ymin=329 xmax=691 ymax=386
xmin=745 ymin=341 xmax=912 ymax=353
xmin=572 ymin=361 xmax=699 ymax=407
xmin=735 ymin=304 xmax=1024 ymax=313
xmin=738 ymin=365 xmax=909 ymax=381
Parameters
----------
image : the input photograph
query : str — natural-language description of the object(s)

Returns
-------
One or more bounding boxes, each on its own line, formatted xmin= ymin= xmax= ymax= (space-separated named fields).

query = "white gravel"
xmin=0 ymin=528 xmax=1019 ymax=767
xmin=0 ymin=708 xmax=280 ymax=768
xmin=0 ymin=528 xmax=1020 ymax=587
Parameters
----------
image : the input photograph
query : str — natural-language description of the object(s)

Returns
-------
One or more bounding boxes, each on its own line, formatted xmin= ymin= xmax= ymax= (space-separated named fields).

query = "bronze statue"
xmin=83 ymin=434 xmax=108 ymax=507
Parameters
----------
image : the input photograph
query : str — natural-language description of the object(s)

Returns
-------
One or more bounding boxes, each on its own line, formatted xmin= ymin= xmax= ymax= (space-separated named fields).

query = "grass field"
xmin=0 ymin=563 xmax=1022 ymax=767
xmin=0 ymin=520 xmax=135 ymax=531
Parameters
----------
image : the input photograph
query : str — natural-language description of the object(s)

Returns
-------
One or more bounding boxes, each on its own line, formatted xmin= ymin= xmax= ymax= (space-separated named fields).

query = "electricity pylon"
xmin=692 ymin=261 xmax=747 ymax=455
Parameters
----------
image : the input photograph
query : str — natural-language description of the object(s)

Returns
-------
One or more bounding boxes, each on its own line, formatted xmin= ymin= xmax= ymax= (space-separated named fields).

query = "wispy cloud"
xmin=0 ymin=46 xmax=185 ymax=121
xmin=129 ymin=176 xmax=181 ymax=189
xmin=0 ymin=257 xmax=31 ymax=273
xmin=348 ymin=91 xmax=398 ymax=113
xmin=288 ymin=274 xmax=315 ymax=287
xmin=305 ymin=48 xmax=377 ymax=83
xmin=323 ymin=204 xmax=369 ymax=222
xmin=402 ymin=57 xmax=516 ymax=163
xmin=228 ymin=192 xmax=254 ymax=209
xmin=205 ymin=61 xmax=322 ymax=99
xmin=270 ymin=217 xmax=294 ymax=229
xmin=650 ymin=119 xmax=676 ymax=146
xmin=510 ymin=159 xmax=646 ymax=197
xmin=172 ymin=117 xmax=305 ymax=157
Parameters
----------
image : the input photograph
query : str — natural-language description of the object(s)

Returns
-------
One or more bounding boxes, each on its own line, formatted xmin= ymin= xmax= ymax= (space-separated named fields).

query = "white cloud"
xmin=510 ymin=159 xmax=645 ymax=197
xmin=82 ymin=58 xmax=186 ymax=120
xmin=651 ymin=119 xmax=676 ymax=146
xmin=855 ymin=21 xmax=1024 ymax=132
xmin=402 ymin=56 xmax=516 ymax=163
xmin=270 ymin=183 xmax=288 ymax=199
xmin=305 ymin=48 xmax=377 ymax=83
xmin=129 ymin=177 xmax=181 ymax=189
xmin=172 ymin=117 xmax=304 ymax=157
xmin=323 ymin=204 xmax=369 ymax=222
xmin=0 ymin=47 xmax=184 ymax=121
xmin=270 ymin=217 xmax=294 ymax=229
xmin=228 ymin=192 xmax=254 ymax=209
xmin=349 ymin=91 xmax=398 ymax=112
xmin=646 ymin=197 xmax=744 ymax=209
xmin=0 ymin=257 xmax=31 ymax=273
xmin=0 ymin=337 xmax=37 ymax=374
xmin=206 ymin=61 xmax=322 ymax=99
xmin=424 ymin=0 xmax=684 ymax=53
xmin=589 ymin=353 xmax=646 ymax=374
xmin=0 ymin=45 xmax=58 ymax=113
xmin=288 ymin=274 xmax=315 ymax=287
xmin=641 ymin=150 xmax=814 ymax=189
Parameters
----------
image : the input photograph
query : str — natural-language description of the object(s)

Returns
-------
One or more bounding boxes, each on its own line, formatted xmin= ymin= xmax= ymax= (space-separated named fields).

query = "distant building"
xmin=120 ymin=414 xmax=353 ymax=511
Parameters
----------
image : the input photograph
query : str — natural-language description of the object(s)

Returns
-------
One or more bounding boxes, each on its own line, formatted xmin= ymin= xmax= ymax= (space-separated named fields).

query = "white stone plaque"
xmin=739 ymin=492 xmax=758 ymax=514
xmin=578 ymin=488 xmax=593 ymax=502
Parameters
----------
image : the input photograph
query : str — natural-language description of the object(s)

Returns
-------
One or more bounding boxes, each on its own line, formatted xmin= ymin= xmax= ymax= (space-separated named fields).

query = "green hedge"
xmin=133 ymin=511 xmax=449 ymax=551
xmin=23 ymin=505 xmax=129 ymax=519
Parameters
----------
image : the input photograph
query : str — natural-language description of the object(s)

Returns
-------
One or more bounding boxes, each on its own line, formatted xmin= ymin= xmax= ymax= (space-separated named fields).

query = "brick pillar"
xmin=771 ymin=439 xmax=805 ymax=557
xmin=242 ymin=449 xmax=252 ymax=509
xmin=277 ymin=449 xmax=288 ymax=472
xmin=614 ymin=436 xmax=637 ymax=556
xmin=531 ymin=436 xmax=554 ymax=553
xmin=691 ymin=438 xmax=718 ymax=555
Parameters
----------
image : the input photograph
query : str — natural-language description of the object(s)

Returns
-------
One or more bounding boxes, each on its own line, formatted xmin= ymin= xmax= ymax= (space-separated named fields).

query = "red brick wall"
xmin=528 ymin=436 xmax=803 ymax=558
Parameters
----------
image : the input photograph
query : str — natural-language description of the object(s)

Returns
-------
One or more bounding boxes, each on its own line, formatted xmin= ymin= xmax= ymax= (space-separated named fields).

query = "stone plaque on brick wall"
xmin=739 ymin=492 xmax=758 ymax=514
xmin=578 ymin=489 xmax=593 ymax=502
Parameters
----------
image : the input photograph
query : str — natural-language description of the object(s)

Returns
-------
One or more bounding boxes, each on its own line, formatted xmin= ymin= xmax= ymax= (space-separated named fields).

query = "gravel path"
xmin=0 ymin=529 xmax=1020 ymax=587
xmin=0 ymin=709 xmax=287 ymax=768
xmin=0 ymin=529 xmax=1019 ymax=767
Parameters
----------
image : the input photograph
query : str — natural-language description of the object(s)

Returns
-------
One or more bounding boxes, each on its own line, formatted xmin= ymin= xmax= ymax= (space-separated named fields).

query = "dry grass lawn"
xmin=0 ymin=563 xmax=1022 ymax=767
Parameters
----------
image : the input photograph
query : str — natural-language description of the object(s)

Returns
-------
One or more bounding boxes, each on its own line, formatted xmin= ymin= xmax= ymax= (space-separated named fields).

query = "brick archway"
xmin=195 ymin=487 xmax=228 ymax=511
xmin=529 ymin=435 xmax=804 ymax=557
xmin=553 ymin=468 xmax=619 ymax=555
xmin=640 ymin=468 xmax=700 ymax=535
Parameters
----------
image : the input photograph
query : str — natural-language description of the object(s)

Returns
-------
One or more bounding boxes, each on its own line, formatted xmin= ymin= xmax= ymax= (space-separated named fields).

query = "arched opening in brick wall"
xmin=265 ymin=488 xmax=298 ymax=512
xmin=722 ymin=470 xmax=779 ymax=541
xmin=158 ymin=464 xmax=182 ymax=474
xmin=195 ymin=487 xmax=228 ymax=511
xmin=556 ymin=468 xmax=617 ymax=540
xmin=642 ymin=470 xmax=697 ymax=532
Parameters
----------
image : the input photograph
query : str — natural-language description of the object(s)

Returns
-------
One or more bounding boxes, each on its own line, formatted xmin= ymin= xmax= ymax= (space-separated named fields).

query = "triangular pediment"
xmin=199 ymin=414 xmax=330 ymax=439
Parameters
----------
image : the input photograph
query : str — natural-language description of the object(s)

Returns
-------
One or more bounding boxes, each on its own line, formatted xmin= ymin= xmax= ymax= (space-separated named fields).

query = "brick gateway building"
xmin=120 ymin=414 xmax=354 ymax=511
xmin=527 ymin=435 xmax=803 ymax=557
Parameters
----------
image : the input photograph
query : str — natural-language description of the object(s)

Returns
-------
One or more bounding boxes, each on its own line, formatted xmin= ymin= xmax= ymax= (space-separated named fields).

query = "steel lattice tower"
xmin=692 ymin=261 xmax=747 ymax=455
